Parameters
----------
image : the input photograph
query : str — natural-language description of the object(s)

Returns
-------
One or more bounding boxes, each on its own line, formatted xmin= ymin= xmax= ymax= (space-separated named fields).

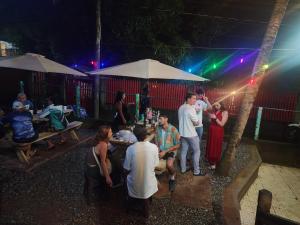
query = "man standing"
xmin=155 ymin=115 xmax=180 ymax=192
xmin=178 ymin=92 xmax=205 ymax=176
xmin=123 ymin=126 xmax=159 ymax=217
xmin=194 ymin=88 xmax=212 ymax=146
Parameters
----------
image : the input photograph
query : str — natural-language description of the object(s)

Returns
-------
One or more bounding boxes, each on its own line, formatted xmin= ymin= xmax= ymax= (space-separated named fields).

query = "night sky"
xmin=0 ymin=0 xmax=299 ymax=90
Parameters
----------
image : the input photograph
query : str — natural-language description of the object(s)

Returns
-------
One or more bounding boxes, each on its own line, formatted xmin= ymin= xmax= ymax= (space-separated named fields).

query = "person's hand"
xmin=159 ymin=151 xmax=166 ymax=159
xmin=210 ymin=114 xmax=216 ymax=119
xmin=106 ymin=176 xmax=113 ymax=187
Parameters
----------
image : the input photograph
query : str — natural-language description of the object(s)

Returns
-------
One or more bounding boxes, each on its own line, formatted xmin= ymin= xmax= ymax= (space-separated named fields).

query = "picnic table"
xmin=32 ymin=108 xmax=73 ymax=123
xmin=14 ymin=120 xmax=83 ymax=164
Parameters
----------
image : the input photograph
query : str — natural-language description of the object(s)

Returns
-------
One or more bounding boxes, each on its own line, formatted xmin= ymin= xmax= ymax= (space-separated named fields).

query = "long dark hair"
xmin=94 ymin=125 xmax=111 ymax=144
xmin=114 ymin=91 xmax=125 ymax=104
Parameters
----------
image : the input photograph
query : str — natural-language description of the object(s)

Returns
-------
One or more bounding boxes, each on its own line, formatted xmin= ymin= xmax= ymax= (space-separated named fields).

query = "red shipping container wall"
xmin=66 ymin=78 xmax=94 ymax=113
xmin=105 ymin=78 xmax=141 ymax=105
xmin=66 ymin=77 xmax=298 ymax=123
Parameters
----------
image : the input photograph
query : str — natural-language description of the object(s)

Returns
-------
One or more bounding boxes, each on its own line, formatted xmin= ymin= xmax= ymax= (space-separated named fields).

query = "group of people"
xmin=0 ymin=93 xmax=68 ymax=149
xmin=86 ymin=88 xmax=228 ymax=217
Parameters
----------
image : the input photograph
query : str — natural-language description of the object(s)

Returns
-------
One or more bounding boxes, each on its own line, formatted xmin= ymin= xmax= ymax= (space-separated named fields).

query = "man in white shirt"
xmin=194 ymin=88 xmax=212 ymax=148
xmin=123 ymin=126 xmax=159 ymax=217
xmin=178 ymin=92 xmax=205 ymax=176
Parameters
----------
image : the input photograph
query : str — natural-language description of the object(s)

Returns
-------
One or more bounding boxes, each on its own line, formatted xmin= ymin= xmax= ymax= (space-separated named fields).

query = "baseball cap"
xmin=12 ymin=101 xmax=25 ymax=110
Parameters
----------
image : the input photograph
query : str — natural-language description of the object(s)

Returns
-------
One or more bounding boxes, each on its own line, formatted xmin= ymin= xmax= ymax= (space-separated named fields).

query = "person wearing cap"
xmin=13 ymin=93 xmax=34 ymax=110
xmin=2 ymin=101 xmax=38 ymax=143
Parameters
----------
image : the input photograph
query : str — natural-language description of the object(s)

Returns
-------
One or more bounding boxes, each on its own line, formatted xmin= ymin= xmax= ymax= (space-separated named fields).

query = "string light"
xmin=263 ymin=64 xmax=269 ymax=69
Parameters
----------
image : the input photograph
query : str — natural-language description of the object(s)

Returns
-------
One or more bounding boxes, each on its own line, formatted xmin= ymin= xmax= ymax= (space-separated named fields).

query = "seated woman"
xmin=84 ymin=125 xmax=114 ymax=203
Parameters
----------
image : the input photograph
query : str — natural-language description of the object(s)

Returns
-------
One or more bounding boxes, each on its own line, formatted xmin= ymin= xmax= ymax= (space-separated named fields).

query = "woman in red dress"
xmin=206 ymin=102 xmax=228 ymax=169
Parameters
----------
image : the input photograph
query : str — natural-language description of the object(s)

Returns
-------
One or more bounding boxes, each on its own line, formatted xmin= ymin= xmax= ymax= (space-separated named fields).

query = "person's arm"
xmin=29 ymin=100 xmax=34 ymax=110
xmin=189 ymin=108 xmax=200 ymax=126
xmin=202 ymin=96 xmax=212 ymax=111
xmin=38 ymin=106 xmax=50 ymax=118
xmin=98 ymin=142 xmax=112 ymax=187
xmin=215 ymin=111 xmax=228 ymax=127
xmin=116 ymin=102 xmax=126 ymax=124
xmin=155 ymin=129 xmax=159 ymax=146
xmin=168 ymin=127 xmax=181 ymax=152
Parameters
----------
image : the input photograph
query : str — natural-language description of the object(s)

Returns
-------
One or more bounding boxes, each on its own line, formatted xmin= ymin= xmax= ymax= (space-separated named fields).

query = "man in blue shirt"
xmin=3 ymin=101 xmax=38 ymax=143
xmin=13 ymin=93 xmax=34 ymax=110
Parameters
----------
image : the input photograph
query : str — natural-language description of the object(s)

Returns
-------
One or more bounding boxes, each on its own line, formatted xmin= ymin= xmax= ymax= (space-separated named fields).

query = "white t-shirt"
xmin=178 ymin=103 xmax=198 ymax=138
xmin=193 ymin=100 xmax=208 ymax=127
xmin=123 ymin=141 xmax=159 ymax=199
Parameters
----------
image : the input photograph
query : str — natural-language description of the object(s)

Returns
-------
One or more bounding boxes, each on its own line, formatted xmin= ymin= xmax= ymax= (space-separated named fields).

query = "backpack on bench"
xmin=49 ymin=109 xmax=67 ymax=131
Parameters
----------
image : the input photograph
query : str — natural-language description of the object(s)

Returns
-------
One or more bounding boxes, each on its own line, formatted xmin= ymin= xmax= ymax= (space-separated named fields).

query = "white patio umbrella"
xmin=89 ymin=59 xmax=209 ymax=81
xmin=0 ymin=53 xmax=86 ymax=76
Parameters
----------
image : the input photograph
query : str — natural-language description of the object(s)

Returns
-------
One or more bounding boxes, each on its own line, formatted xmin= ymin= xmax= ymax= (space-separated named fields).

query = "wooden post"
xmin=76 ymin=85 xmax=81 ymax=118
xmin=255 ymin=189 xmax=272 ymax=225
xmin=20 ymin=80 xmax=24 ymax=93
xmin=254 ymin=107 xmax=263 ymax=140
xmin=135 ymin=93 xmax=140 ymax=121
xmin=94 ymin=0 xmax=101 ymax=119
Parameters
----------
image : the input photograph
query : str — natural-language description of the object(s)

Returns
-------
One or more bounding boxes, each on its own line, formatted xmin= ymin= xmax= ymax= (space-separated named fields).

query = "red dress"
xmin=206 ymin=111 xmax=224 ymax=165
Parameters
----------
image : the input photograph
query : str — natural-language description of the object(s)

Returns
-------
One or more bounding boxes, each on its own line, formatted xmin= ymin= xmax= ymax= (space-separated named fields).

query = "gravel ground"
xmin=0 ymin=138 xmax=250 ymax=225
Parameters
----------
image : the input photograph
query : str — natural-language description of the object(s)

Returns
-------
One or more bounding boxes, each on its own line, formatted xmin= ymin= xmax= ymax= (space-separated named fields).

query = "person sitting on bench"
xmin=39 ymin=97 xmax=66 ymax=149
xmin=123 ymin=126 xmax=159 ymax=218
xmin=2 ymin=101 xmax=38 ymax=143
xmin=84 ymin=125 xmax=114 ymax=202
xmin=155 ymin=114 xmax=180 ymax=192
xmin=13 ymin=92 xmax=34 ymax=111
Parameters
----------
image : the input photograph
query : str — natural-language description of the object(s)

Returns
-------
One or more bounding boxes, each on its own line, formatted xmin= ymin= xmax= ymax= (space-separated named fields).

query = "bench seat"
xmin=14 ymin=121 xmax=83 ymax=163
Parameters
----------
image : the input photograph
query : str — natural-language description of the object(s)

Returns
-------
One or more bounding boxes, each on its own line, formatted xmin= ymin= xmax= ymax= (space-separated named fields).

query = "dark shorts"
xmin=162 ymin=152 xmax=175 ymax=160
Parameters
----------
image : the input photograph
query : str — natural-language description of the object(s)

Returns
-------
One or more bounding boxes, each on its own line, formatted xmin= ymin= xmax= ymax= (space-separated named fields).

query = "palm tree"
xmin=217 ymin=0 xmax=290 ymax=176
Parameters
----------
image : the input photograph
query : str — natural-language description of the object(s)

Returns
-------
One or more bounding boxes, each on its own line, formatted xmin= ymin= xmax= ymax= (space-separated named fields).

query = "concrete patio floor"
xmin=240 ymin=163 xmax=300 ymax=225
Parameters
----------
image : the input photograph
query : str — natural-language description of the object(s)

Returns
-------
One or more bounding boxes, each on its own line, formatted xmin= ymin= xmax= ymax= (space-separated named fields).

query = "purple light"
xmin=74 ymin=64 xmax=78 ymax=68
xmin=240 ymin=58 xmax=244 ymax=63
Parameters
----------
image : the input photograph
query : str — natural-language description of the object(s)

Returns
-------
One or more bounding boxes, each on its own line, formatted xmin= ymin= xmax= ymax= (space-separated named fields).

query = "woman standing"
xmin=84 ymin=125 xmax=113 ymax=201
xmin=206 ymin=102 xmax=228 ymax=169
xmin=112 ymin=91 xmax=130 ymax=132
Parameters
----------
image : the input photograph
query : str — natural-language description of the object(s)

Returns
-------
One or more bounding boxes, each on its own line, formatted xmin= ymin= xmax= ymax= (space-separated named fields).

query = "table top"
xmin=110 ymin=129 xmax=155 ymax=146
xmin=32 ymin=109 xmax=73 ymax=122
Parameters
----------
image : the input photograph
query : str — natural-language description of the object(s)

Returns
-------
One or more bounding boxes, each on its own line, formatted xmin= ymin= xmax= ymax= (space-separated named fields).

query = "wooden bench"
xmin=14 ymin=121 xmax=83 ymax=164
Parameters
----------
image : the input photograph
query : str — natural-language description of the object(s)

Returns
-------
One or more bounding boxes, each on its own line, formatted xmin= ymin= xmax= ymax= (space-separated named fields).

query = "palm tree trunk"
xmin=217 ymin=0 xmax=289 ymax=176
xmin=94 ymin=0 xmax=101 ymax=119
